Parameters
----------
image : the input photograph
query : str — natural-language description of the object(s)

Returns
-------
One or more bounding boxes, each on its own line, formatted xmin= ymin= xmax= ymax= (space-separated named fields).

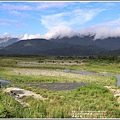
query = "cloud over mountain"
xmin=20 ymin=26 xmax=120 ymax=40
xmin=21 ymin=34 xmax=42 ymax=40
xmin=45 ymin=26 xmax=120 ymax=40
xmin=44 ymin=26 xmax=75 ymax=39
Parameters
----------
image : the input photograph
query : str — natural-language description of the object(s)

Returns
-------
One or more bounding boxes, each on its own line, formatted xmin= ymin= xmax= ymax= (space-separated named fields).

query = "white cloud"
xmin=93 ymin=26 xmax=120 ymax=40
xmin=3 ymin=16 xmax=120 ymax=40
xmin=72 ymin=25 xmax=120 ymax=40
xmin=9 ymin=10 xmax=21 ymax=16
xmin=21 ymin=33 xmax=42 ymax=40
xmin=0 ymin=2 xmax=68 ymax=12
xmin=0 ymin=32 xmax=19 ymax=38
xmin=97 ymin=18 xmax=120 ymax=28
xmin=20 ymin=26 xmax=74 ymax=40
xmin=44 ymin=26 xmax=75 ymax=39
xmin=0 ymin=33 xmax=11 ymax=38
xmin=41 ymin=13 xmax=64 ymax=29
xmin=87 ymin=18 xmax=120 ymax=39
xmin=41 ymin=8 xmax=105 ymax=30
xmin=43 ymin=25 xmax=120 ymax=40
xmin=0 ymin=18 xmax=27 ymax=27
xmin=3 ymin=25 xmax=120 ymax=40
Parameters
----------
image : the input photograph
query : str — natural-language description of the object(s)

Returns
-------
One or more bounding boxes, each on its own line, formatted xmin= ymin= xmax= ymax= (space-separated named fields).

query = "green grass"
xmin=0 ymin=55 xmax=120 ymax=74
xmin=0 ymin=84 xmax=120 ymax=118
xmin=0 ymin=91 xmax=25 ymax=118
xmin=77 ymin=61 xmax=120 ymax=74
xmin=0 ymin=68 xmax=117 ymax=86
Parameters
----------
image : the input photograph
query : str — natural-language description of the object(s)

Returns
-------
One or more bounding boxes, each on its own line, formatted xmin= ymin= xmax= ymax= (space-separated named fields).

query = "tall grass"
xmin=0 ymin=84 xmax=120 ymax=118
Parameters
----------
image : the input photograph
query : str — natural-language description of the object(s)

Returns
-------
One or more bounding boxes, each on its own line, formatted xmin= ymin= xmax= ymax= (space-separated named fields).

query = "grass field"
xmin=0 ymin=55 xmax=120 ymax=118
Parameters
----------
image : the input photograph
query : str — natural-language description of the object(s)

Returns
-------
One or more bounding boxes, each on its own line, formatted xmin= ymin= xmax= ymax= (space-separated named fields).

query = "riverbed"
xmin=0 ymin=69 xmax=120 ymax=89
xmin=63 ymin=69 xmax=120 ymax=86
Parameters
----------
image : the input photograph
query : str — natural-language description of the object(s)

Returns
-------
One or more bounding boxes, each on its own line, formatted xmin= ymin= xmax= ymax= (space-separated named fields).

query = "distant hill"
xmin=50 ymin=35 xmax=94 ymax=46
xmin=41 ymin=45 xmax=107 ymax=56
xmin=109 ymin=49 xmax=120 ymax=55
xmin=0 ymin=35 xmax=120 ymax=56
xmin=95 ymin=37 xmax=120 ymax=50
xmin=0 ymin=38 xmax=108 ymax=56
xmin=51 ymin=35 xmax=120 ymax=50
xmin=0 ymin=39 xmax=73 ymax=55
xmin=0 ymin=38 xmax=18 ymax=47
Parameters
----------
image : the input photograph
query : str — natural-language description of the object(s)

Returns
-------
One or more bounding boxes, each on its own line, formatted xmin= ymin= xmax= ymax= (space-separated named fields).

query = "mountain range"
xmin=0 ymin=35 xmax=120 ymax=56
xmin=0 ymin=37 xmax=18 ymax=47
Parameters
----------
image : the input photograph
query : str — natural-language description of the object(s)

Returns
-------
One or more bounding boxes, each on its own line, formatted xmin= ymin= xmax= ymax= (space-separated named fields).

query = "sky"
xmin=0 ymin=1 xmax=120 ymax=40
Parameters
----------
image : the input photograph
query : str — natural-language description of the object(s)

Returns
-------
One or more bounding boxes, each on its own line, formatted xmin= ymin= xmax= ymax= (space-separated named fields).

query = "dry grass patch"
xmin=10 ymin=68 xmax=108 ymax=80
xmin=105 ymin=86 xmax=120 ymax=104
xmin=7 ymin=68 xmax=116 ymax=86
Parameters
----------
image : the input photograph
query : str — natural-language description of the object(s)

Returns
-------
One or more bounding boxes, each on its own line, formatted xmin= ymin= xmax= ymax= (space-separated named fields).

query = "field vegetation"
xmin=0 ymin=55 xmax=120 ymax=118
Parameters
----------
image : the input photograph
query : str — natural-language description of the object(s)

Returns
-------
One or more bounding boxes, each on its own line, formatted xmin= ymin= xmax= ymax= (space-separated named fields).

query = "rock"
xmin=114 ymin=94 xmax=120 ymax=97
xmin=4 ymin=87 xmax=47 ymax=107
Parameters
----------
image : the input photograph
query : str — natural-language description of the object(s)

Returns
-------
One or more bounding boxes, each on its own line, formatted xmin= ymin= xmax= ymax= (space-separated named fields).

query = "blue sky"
xmin=0 ymin=1 xmax=120 ymax=39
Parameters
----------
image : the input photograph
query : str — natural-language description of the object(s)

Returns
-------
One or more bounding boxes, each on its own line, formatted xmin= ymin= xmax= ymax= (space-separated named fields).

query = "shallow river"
xmin=0 ymin=79 xmax=13 ymax=89
xmin=63 ymin=69 xmax=120 ymax=86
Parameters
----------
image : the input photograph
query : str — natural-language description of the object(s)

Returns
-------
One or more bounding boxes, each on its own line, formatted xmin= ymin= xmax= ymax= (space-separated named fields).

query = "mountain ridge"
xmin=0 ymin=35 xmax=120 ymax=56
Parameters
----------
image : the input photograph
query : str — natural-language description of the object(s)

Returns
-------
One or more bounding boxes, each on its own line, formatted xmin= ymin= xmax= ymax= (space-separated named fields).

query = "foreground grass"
xmin=0 ymin=91 xmax=25 ymax=118
xmin=0 ymin=84 xmax=120 ymax=118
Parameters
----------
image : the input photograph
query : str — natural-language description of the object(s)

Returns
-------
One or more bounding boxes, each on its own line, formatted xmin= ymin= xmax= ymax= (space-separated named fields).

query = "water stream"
xmin=0 ymin=79 xmax=13 ymax=89
xmin=63 ymin=69 xmax=120 ymax=86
